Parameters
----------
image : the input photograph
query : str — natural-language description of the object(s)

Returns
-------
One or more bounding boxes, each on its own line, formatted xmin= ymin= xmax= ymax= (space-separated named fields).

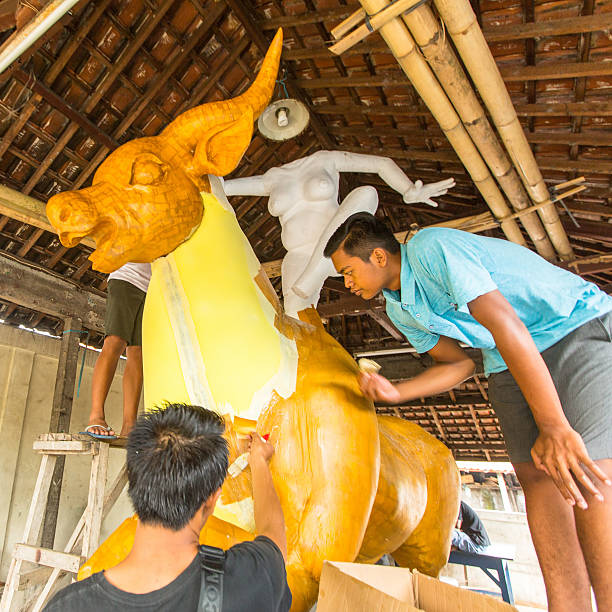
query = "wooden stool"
xmin=0 ymin=433 xmax=127 ymax=612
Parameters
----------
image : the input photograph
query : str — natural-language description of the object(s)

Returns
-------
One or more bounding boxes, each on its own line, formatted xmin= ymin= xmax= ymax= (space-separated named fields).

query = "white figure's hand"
xmin=403 ymin=178 xmax=455 ymax=207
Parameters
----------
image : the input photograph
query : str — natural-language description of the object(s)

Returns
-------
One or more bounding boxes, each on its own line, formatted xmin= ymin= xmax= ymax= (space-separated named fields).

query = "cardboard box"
xmin=317 ymin=561 xmax=519 ymax=612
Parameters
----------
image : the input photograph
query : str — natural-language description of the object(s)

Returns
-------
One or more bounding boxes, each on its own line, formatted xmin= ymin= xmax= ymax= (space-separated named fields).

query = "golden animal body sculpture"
xmin=47 ymin=30 xmax=460 ymax=611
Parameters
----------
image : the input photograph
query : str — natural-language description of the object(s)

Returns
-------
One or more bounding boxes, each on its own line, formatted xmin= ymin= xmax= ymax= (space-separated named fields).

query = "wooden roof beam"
xmin=484 ymin=12 xmax=612 ymax=42
xmin=501 ymin=60 xmax=612 ymax=82
xmin=264 ymin=9 xmax=610 ymax=40
xmin=280 ymin=14 xmax=612 ymax=60
xmin=525 ymin=131 xmax=612 ymax=147
xmin=0 ymin=184 xmax=96 ymax=248
xmin=313 ymin=101 xmax=612 ymax=117
xmin=21 ymin=0 xmax=176 ymax=196
xmin=330 ymin=124 xmax=611 ymax=147
xmin=12 ymin=68 xmax=119 ymax=150
xmin=269 ymin=10 xmax=611 ymax=39
xmin=70 ymin=5 xmax=227 ymax=190
xmin=0 ymin=0 xmax=113 ymax=160
xmin=394 ymin=395 xmax=490 ymax=407
xmin=564 ymin=201 xmax=612 ymax=218
xmin=515 ymin=101 xmax=612 ymax=117
xmin=0 ymin=253 xmax=105 ymax=332
xmin=367 ymin=309 xmax=404 ymax=341
xmin=562 ymin=218 xmax=612 ymax=244
xmin=0 ymin=0 xmax=17 ymax=32
xmin=295 ymin=62 xmax=612 ymax=89
xmin=339 ymin=145 xmax=612 ymax=174
xmin=284 ymin=41 xmax=388 ymax=61
xmin=260 ymin=7 xmax=354 ymax=29
xmin=296 ymin=74 xmax=399 ymax=89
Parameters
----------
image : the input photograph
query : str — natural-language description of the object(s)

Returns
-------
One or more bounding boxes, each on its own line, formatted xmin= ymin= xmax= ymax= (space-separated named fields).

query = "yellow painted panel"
xmin=162 ymin=192 xmax=283 ymax=418
xmin=142 ymin=260 xmax=190 ymax=410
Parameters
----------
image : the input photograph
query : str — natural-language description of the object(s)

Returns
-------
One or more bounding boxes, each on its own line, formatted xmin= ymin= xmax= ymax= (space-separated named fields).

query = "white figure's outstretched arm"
xmin=223 ymin=174 xmax=270 ymax=197
xmin=327 ymin=150 xmax=453 ymax=207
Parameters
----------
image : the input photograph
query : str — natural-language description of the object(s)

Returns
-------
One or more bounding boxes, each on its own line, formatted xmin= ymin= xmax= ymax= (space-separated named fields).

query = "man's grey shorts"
xmin=104 ymin=279 xmax=146 ymax=346
xmin=488 ymin=310 xmax=612 ymax=464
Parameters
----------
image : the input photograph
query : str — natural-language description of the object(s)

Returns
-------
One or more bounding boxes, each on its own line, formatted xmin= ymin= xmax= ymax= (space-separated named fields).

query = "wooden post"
xmin=497 ymin=472 xmax=512 ymax=513
xmin=41 ymin=317 xmax=83 ymax=549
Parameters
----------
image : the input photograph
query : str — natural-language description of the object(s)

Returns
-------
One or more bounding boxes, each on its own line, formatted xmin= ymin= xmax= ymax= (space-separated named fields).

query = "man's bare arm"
xmin=248 ymin=433 xmax=287 ymax=560
xmin=468 ymin=290 xmax=610 ymax=507
xmin=359 ymin=335 xmax=475 ymax=403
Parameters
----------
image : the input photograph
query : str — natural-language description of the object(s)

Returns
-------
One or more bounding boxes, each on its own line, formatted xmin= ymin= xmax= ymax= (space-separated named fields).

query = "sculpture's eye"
xmin=130 ymin=154 xmax=167 ymax=186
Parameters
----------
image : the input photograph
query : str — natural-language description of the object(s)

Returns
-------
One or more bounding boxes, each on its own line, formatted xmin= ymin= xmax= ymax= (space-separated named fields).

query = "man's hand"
xmin=403 ymin=178 xmax=455 ymax=208
xmin=531 ymin=424 xmax=611 ymax=509
xmin=359 ymin=371 xmax=401 ymax=403
xmin=248 ymin=432 xmax=275 ymax=464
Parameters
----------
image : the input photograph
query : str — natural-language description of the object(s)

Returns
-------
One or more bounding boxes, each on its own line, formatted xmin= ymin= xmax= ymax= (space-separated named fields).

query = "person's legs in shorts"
xmin=121 ymin=348 xmax=142 ymax=435
xmin=88 ymin=335 xmax=128 ymax=436
xmin=88 ymin=280 xmax=145 ymax=437
xmin=490 ymin=373 xmax=591 ymax=611
xmin=547 ymin=313 xmax=612 ymax=612
xmin=488 ymin=312 xmax=612 ymax=611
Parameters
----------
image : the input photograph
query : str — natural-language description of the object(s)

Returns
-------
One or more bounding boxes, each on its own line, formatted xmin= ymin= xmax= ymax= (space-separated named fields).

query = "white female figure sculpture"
xmin=224 ymin=150 xmax=454 ymax=317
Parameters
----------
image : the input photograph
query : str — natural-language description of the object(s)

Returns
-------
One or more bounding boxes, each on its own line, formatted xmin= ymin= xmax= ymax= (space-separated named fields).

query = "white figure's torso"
xmin=266 ymin=160 xmax=340 ymax=252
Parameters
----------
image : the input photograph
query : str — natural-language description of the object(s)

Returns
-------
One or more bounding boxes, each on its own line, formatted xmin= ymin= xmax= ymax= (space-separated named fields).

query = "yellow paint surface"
xmin=142 ymin=260 xmax=190 ymax=408
xmin=143 ymin=192 xmax=283 ymax=418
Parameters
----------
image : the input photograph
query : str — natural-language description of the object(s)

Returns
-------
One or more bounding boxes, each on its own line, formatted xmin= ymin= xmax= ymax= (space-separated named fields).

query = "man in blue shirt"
xmin=324 ymin=212 xmax=612 ymax=612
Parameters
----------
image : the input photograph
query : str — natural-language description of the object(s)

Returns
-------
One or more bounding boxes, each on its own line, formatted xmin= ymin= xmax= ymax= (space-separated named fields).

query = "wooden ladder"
xmin=0 ymin=433 xmax=127 ymax=612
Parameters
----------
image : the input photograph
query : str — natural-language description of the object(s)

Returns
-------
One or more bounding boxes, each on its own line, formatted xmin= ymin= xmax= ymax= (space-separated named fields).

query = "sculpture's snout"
xmin=47 ymin=190 xmax=98 ymax=247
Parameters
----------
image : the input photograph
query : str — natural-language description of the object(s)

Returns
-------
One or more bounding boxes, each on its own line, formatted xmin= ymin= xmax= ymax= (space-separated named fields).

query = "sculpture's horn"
xmin=161 ymin=29 xmax=282 ymax=142
xmin=233 ymin=28 xmax=283 ymax=119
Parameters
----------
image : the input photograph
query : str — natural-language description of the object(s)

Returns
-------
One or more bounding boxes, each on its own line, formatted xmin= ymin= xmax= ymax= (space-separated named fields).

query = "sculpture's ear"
xmin=189 ymin=109 xmax=254 ymax=179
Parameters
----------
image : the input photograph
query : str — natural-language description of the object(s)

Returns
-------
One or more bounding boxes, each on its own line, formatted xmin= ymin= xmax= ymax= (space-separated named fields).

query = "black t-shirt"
xmin=44 ymin=536 xmax=291 ymax=611
xmin=458 ymin=501 xmax=491 ymax=548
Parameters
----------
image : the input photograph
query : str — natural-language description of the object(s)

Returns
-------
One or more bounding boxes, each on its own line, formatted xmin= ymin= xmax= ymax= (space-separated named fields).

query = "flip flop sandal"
xmin=79 ymin=424 xmax=118 ymax=440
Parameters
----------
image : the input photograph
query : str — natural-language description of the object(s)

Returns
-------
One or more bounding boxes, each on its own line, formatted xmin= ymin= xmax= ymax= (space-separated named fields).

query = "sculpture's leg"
xmin=384 ymin=417 xmax=460 ymax=576
xmin=259 ymin=309 xmax=381 ymax=611
xmin=356 ymin=416 xmax=428 ymax=563
xmin=281 ymin=249 xmax=319 ymax=316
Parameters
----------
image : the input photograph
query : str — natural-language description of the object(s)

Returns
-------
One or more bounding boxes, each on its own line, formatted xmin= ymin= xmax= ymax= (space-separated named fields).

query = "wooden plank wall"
xmin=0 ymin=325 xmax=133 ymax=583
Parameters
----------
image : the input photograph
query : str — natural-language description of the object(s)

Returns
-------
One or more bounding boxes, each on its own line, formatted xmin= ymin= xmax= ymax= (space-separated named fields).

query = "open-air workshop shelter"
xmin=0 ymin=0 xmax=610 ymax=607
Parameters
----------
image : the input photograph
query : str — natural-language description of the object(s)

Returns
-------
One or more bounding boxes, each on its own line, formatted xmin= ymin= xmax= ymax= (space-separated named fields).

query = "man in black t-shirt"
xmin=451 ymin=501 xmax=491 ymax=554
xmin=45 ymin=403 xmax=291 ymax=611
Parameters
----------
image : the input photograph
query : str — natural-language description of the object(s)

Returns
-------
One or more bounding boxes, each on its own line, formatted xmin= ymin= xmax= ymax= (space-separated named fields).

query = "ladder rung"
xmin=33 ymin=439 xmax=95 ymax=454
xmin=14 ymin=544 xmax=83 ymax=574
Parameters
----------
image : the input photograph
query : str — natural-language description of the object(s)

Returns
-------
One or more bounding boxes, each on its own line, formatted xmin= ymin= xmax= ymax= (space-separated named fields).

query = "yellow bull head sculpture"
xmin=47 ymin=29 xmax=460 ymax=612
xmin=47 ymin=30 xmax=282 ymax=273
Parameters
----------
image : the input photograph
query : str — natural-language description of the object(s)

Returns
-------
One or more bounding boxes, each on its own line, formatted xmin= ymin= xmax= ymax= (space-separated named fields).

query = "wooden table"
xmin=448 ymin=544 xmax=516 ymax=604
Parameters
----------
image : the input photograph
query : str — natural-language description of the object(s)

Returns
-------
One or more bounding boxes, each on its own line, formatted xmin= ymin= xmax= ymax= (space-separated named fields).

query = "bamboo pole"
xmin=432 ymin=0 xmax=574 ymax=261
xmin=357 ymin=0 xmax=526 ymax=247
xmin=499 ymin=185 xmax=586 ymax=222
xmin=399 ymin=5 xmax=556 ymax=260
xmin=329 ymin=0 xmax=423 ymax=55
xmin=331 ymin=8 xmax=366 ymax=40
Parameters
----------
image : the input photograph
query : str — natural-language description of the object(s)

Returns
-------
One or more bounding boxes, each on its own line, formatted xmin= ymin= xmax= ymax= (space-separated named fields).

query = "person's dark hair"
xmin=323 ymin=212 xmax=400 ymax=261
xmin=127 ymin=403 xmax=229 ymax=530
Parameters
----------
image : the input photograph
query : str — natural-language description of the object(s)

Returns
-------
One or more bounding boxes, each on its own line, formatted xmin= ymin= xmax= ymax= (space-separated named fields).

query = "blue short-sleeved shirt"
xmin=383 ymin=228 xmax=612 ymax=375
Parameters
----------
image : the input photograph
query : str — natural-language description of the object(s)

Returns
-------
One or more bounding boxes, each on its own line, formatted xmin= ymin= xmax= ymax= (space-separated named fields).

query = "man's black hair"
xmin=127 ymin=403 xmax=229 ymax=530
xmin=323 ymin=212 xmax=400 ymax=262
